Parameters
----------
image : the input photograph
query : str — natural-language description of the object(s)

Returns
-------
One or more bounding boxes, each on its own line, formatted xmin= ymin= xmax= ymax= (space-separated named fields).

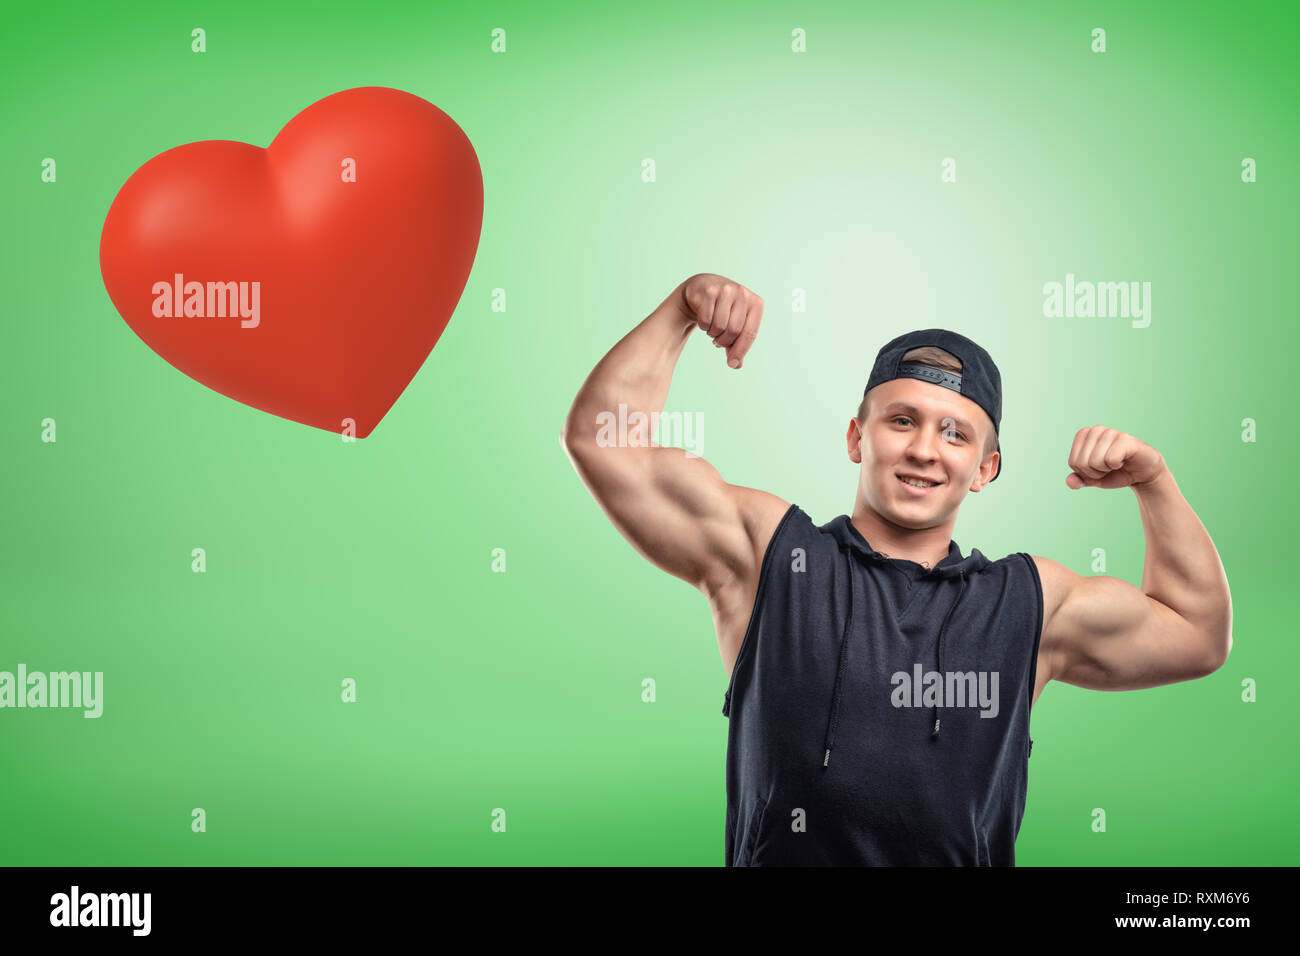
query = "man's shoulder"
xmin=1021 ymin=554 xmax=1074 ymax=619
xmin=979 ymin=549 xmax=1046 ymax=577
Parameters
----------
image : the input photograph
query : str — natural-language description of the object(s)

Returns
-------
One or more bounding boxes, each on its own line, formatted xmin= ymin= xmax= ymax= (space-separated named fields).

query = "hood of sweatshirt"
xmin=820 ymin=515 xmax=993 ymax=765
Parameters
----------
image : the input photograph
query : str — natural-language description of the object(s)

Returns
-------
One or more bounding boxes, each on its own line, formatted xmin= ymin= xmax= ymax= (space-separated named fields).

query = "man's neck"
xmin=850 ymin=507 xmax=953 ymax=569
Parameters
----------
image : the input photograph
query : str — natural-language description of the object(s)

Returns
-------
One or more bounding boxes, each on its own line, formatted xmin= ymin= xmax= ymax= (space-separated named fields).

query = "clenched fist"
xmin=678 ymin=273 xmax=764 ymax=370
xmin=1066 ymin=426 xmax=1167 ymax=489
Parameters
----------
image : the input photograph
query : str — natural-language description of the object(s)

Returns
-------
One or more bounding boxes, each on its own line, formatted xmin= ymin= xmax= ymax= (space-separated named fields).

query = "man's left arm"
xmin=1034 ymin=426 xmax=1234 ymax=692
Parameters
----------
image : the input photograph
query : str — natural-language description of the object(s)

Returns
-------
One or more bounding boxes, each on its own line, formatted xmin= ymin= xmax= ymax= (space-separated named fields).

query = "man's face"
xmin=849 ymin=378 xmax=998 ymax=528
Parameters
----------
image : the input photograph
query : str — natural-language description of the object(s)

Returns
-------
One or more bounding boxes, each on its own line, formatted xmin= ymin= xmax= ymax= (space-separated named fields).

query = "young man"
xmin=559 ymin=273 xmax=1233 ymax=866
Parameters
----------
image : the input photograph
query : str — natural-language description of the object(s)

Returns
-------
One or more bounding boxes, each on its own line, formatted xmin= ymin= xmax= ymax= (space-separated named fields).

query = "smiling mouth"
xmin=896 ymin=475 xmax=942 ymax=491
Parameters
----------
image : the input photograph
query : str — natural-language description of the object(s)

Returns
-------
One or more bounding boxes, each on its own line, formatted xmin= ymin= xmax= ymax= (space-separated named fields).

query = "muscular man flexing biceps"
xmin=560 ymin=272 xmax=1232 ymax=867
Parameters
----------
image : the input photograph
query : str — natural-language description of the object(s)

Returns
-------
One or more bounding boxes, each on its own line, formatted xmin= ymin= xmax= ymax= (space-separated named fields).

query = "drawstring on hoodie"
xmin=823 ymin=568 xmax=853 ymax=767
xmin=822 ymin=536 xmax=974 ymax=768
xmin=931 ymin=570 xmax=967 ymax=740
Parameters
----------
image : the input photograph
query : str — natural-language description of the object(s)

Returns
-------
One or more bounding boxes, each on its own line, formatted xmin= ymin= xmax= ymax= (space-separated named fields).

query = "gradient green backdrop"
xmin=3 ymin=0 xmax=1296 ymax=865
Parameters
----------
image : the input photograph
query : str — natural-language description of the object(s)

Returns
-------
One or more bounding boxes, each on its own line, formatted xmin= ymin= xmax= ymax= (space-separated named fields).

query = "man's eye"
xmin=894 ymin=417 xmax=966 ymax=442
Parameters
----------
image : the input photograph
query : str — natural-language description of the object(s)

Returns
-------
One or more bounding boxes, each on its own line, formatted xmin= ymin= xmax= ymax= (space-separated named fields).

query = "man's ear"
xmin=973 ymin=448 xmax=999 ymax=490
xmin=846 ymin=418 xmax=864 ymax=463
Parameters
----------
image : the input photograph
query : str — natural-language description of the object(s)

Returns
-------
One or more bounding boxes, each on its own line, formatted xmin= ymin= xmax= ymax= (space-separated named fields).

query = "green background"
xmin=2 ymin=0 xmax=1295 ymax=865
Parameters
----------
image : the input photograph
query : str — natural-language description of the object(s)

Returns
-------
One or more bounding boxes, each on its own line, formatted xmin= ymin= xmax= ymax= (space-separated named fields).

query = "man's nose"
xmin=907 ymin=430 xmax=941 ymax=460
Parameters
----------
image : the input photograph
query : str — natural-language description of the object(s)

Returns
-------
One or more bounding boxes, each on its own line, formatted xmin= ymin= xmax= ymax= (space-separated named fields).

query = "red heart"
xmin=99 ymin=86 xmax=482 ymax=438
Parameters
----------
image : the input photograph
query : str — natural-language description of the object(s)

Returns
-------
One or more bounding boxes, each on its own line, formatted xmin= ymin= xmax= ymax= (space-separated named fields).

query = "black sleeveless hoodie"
xmin=722 ymin=504 xmax=1044 ymax=866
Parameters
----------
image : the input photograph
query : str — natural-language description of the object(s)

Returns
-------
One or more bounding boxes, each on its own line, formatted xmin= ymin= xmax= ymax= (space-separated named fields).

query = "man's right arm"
xmin=559 ymin=275 xmax=789 ymax=672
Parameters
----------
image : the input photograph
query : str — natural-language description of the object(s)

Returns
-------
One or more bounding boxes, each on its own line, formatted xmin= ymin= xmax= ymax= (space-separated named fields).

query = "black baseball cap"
xmin=863 ymin=329 xmax=1003 ymax=482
